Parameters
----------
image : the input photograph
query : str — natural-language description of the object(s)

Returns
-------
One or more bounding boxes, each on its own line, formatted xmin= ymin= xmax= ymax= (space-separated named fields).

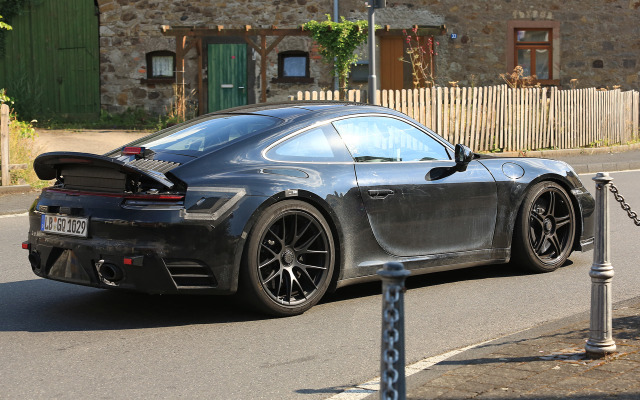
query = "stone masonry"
xmin=96 ymin=0 xmax=640 ymax=114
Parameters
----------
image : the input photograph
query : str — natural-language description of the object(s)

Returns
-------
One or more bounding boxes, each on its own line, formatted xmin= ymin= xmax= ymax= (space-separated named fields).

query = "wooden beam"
xmin=162 ymin=26 xmax=309 ymax=38
xmin=196 ymin=38 xmax=204 ymax=115
xmin=260 ymin=35 xmax=267 ymax=103
xmin=244 ymin=36 xmax=261 ymax=53
xmin=265 ymin=35 xmax=285 ymax=55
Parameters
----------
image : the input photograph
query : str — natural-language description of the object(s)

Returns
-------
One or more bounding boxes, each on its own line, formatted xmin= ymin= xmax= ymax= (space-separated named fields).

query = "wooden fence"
xmin=1 ymin=103 xmax=10 ymax=185
xmin=0 ymin=103 xmax=28 ymax=186
xmin=291 ymin=85 xmax=640 ymax=152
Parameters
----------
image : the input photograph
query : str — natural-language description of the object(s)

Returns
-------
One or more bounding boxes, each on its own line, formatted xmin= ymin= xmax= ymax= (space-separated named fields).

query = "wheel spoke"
xmin=290 ymin=271 xmax=309 ymax=300
xmin=295 ymin=231 xmax=323 ymax=253
xmin=549 ymin=234 xmax=563 ymax=256
xmin=533 ymin=233 xmax=547 ymax=253
xmin=258 ymin=255 xmax=278 ymax=269
xmin=556 ymin=215 xmax=571 ymax=229
xmin=267 ymin=227 xmax=284 ymax=247
xmin=530 ymin=211 xmax=545 ymax=227
xmin=296 ymin=266 xmax=319 ymax=290
xmin=262 ymin=269 xmax=281 ymax=285
xmin=282 ymin=271 xmax=292 ymax=303
xmin=546 ymin=191 xmax=555 ymax=216
xmin=298 ymin=261 xmax=327 ymax=270
xmin=292 ymin=218 xmax=313 ymax=248
xmin=280 ymin=215 xmax=287 ymax=244
xmin=260 ymin=243 xmax=279 ymax=258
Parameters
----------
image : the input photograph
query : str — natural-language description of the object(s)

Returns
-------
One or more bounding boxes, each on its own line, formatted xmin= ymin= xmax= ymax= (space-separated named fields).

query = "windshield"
xmin=139 ymin=114 xmax=280 ymax=155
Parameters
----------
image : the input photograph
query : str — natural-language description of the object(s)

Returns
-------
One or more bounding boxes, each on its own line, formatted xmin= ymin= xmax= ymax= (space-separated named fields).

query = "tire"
xmin=241 ymin=200 xmax=335 ymax=316
xmin=511 ymin=181 xmax=576 ymax=273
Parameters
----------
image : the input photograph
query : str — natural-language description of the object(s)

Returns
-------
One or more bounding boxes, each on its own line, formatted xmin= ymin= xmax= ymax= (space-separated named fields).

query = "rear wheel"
xmin=241 ymin=200 xmax=335 ymax=316
xmin=512 ymin=181 xmax=576 ymax=272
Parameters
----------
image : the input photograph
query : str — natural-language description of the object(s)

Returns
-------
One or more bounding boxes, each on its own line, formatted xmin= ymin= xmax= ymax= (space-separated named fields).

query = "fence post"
xmin=585 ymin=172 xmax=616 ymax=358
xmin=1 ymin=103 xmax=9 ymax=186
xmin=378 ymin=262 xmax=410 ymax=400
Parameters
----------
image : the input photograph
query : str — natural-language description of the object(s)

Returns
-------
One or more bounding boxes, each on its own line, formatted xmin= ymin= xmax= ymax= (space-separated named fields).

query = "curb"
xmin=0 ymin=184 xmax=32 ymax=196
xmin=491 ymin=142 xmax=640 ymax=159
xmin=572 ymin=161 xmax=640 ymax=174
xmin=359 ymin=296 xmax=640 ymax=400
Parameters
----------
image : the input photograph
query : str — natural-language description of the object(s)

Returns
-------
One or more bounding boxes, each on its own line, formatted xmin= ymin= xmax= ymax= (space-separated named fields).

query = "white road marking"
xmin=0 ymin=212 xmax=28 ymax=219
xmin=324 ymin=334 xmax=518 ymax=400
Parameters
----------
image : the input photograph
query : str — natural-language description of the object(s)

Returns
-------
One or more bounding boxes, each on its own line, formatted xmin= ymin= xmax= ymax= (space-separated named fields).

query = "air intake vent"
xmin=164 ymin=259 xmax=217 ymax=289
xmin=62 ymin=165 xmax=125 ymax=193
xmin=128 ymin=159 xmax=180 ymax=174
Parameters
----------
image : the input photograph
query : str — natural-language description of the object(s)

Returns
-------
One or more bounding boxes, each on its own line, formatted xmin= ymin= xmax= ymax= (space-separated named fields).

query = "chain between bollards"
xmin=378 ymin=262 xmax=410 ymax=400
xmin=585 ymin=172 xmax=616 ymax=358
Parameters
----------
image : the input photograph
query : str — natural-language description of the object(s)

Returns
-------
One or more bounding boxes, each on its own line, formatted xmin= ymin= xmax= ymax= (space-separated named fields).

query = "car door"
xmin=332 ymin=115 xmax=498 ymax=257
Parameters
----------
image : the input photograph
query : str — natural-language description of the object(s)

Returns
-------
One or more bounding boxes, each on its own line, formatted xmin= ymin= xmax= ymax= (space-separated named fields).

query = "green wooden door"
xmin=0 ymin=0 xmax=99 ymax=117
xmin=208 ymin=44 xmax=247 ymax=112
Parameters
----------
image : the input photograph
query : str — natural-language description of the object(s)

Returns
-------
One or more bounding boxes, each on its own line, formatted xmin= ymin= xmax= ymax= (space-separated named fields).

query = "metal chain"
xmin=609 ymin=183 xmax=640 ymax=226
xmin=381 ymin=285 xmax=400 ymax=400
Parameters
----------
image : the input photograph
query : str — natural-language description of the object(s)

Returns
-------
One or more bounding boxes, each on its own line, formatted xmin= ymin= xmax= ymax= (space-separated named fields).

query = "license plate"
xmin=41 ymin=214 xmax=89 ymax=237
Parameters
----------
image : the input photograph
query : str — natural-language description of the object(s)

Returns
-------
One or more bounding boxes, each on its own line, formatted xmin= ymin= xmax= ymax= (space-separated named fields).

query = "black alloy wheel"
xmin=512 ymin=181 xmax=576 ymax=272
xmin=242 ymin=200 xmax=335 ymax=316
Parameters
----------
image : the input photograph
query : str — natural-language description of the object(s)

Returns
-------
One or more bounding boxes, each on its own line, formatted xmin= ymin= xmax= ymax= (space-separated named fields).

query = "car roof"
xmin=215 ymin=101 xmax=401 ymax=123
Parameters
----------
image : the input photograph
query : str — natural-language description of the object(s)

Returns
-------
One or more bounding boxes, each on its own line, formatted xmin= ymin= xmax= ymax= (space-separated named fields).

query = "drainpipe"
xmin=333 ymin=0 xmax=339 ymax=92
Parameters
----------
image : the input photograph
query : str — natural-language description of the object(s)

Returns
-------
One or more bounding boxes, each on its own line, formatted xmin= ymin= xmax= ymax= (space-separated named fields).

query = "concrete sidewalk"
xmin=399 ymin=298 xmax=640 ymax=399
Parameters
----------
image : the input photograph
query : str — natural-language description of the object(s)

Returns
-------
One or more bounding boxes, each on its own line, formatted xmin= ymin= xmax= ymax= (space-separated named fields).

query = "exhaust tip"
xmin=28 ymin=252 xmax=41 ymax=272
xmin=96 ymin=260 xmax=123 ymax=285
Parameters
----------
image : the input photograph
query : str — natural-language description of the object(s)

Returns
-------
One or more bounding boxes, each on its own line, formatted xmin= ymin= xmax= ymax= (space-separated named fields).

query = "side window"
xmin=332 ymin=116 xmax=450 ymax=162
xmin=272 ymin=50 xmax=314 ymax=84
xmin=267 ymin=124 xmax=352 ymax=162
xmin=145 ymin=50 xmax=176 ymax=81
xmin=507 ymin=20 xmax=560 ymax=85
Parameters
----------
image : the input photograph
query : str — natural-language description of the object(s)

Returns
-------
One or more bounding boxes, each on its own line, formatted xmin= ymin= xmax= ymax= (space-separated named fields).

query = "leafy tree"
xmin=303 ymin=15 xmax=372 ymax=97
xmin=0 ymin=15 xmax=12 ymax=31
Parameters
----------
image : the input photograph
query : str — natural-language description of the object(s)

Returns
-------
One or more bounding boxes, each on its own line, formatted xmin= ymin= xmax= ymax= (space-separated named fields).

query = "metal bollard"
xmin=585 ymin=172 xmax=617 ymax=358
xmin=378 ymin=262 xmax=410 ymax=400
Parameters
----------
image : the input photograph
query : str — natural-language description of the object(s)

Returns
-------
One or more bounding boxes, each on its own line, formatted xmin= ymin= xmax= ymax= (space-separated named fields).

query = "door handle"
xmin=368 ymin=189 xmax=394 ymax=199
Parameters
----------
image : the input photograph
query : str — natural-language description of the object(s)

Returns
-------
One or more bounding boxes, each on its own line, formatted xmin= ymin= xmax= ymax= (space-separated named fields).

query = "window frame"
xmin=507 ymin=21 xmax=560 ymax=86
xmin=331 ymin=115 xmax=452 ymax=163
xmin=272 ymin=50 xmax=314 ymax=84
xmin=142 ymin=50 xmax=176 ymax=84
xmin=265 ymin=124 xmax=352 ymax=163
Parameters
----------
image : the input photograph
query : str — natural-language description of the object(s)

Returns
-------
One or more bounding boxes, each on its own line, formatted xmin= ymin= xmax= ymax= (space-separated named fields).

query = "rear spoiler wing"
xmin=33 ymin=152 xmax=175 ymax=189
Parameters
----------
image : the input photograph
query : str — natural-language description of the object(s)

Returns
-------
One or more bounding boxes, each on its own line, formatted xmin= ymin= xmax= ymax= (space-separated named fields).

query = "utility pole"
xmin=368 ymin=0 xmax=385 ymax=105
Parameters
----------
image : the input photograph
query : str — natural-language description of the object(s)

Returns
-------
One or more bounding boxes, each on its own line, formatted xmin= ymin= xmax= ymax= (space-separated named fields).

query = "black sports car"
xmin=25 ymin=103 xmax=595 ymax=316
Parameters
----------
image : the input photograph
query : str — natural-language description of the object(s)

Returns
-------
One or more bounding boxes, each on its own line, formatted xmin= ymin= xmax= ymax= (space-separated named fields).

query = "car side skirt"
xmin=335 ymin=247 xmax=509 ymax=289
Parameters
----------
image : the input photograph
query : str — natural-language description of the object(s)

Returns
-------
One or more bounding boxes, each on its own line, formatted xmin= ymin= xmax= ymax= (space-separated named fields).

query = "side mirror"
xmin=454 ymin=144 xmax=474 ymax=171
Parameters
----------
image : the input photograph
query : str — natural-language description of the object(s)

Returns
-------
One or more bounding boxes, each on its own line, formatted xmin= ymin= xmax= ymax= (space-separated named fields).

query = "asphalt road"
xmin=0 ymin=170 xmax=638 ymax=399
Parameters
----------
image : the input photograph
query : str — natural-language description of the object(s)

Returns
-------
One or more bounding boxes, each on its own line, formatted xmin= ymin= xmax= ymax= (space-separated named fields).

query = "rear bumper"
xmin=572 ymin=187 xmax=595 ymax=252
xmin=26 ymin=213 xmax=239 ymax=295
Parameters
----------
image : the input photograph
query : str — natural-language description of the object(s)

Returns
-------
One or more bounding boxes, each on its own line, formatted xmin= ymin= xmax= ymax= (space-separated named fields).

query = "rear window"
xmin=139 ymin=114 xmax=280 ymax=155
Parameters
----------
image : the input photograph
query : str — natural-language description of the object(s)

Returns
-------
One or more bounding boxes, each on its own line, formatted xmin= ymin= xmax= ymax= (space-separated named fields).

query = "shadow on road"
xmin=1 ymin=261 xmax=568 ymax=333
xmin=0 ymin=279 xmax=267 ymax=332
xmin=322 ymin=261 xmax=551 ymax=305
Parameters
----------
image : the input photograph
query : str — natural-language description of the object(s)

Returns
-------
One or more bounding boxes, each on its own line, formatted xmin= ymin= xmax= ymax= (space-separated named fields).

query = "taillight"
xmin=123 ymin=193 xmax=185 ymax=202
xmin=122 ymin=146 xmax=145 ymax=156
xmin=123 ymin=256 xmax=143 ymax=266
xmin=22 ymin=242 xmax=30 ymax=250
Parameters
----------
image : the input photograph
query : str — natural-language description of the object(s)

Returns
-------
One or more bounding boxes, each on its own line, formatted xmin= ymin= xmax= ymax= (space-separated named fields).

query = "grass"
xmin=37 ymin=108 xmax=164 ymax=131
xmin=3 ymin=117 xmax=49 ymax=188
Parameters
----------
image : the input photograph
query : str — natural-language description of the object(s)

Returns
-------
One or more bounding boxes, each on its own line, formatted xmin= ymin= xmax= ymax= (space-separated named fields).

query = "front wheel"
xmin=241 ymin=200 xmax=335 ymax=316
xmin=512 ymin=181 xmax=576 ymax=272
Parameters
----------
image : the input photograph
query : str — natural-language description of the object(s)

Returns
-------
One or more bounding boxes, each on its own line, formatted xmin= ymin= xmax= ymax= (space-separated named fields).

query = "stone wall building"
xmin=95 ymin=0 xmax=640 ymax=115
